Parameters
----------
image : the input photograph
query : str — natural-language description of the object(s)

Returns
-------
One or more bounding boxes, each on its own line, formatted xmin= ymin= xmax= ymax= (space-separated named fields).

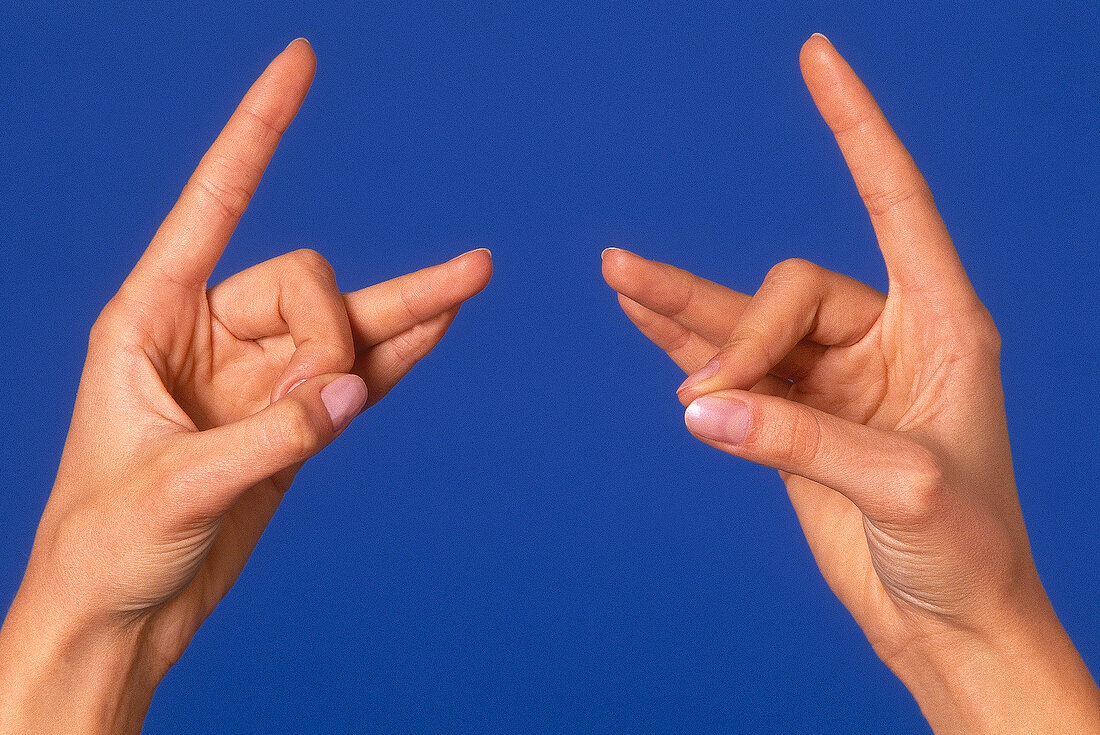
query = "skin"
xmin=0 ymin=40 xmax=491 ymax=733
xmin=0 ymin=33 xmax=1096 ymax=735
xmin=602 ymin=35 xmax=1100 ymax=733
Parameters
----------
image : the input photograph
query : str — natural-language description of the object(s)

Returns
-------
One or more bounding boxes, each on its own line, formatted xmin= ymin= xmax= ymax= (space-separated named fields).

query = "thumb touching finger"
xmin=684 ymin=390 xmax=944 ymax=524
xmin=170 ymin=373 xmax=367 ymax=519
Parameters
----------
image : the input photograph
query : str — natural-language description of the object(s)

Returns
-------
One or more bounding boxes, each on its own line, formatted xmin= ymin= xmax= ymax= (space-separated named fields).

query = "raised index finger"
xmin=800 ymin=35 xmax=975 ymax=303
xmin=132 ymin=39 xmax=316 ymax=289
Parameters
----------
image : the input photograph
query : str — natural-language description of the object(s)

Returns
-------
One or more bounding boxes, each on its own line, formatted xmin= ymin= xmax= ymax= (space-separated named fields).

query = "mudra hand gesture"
xmin=0 ymin=39 xmax=491 ymax=733
xmin=602 ymin=35 xmax=1100 ymax=732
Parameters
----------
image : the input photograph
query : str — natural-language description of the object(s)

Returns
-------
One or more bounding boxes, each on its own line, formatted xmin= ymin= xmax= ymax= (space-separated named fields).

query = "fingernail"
xmin=685 ymin=396 xmax=752 ymax=445
xmin=321 ymin=375 xmax=368 ymax=432
xmin=270 ymin=376 xmax=307 ymax=404
xmin=810 ymin=32 xmax=832 ymax=45
xmin=601 ymin=247 xmax=625 ymax=259
xmin=677 ymin=359 xmax=720 ymax=395
xmin=285 ymin=37 xmax=310 ymax=51
xmin=451 ymin=247 xmax=492 ymax=261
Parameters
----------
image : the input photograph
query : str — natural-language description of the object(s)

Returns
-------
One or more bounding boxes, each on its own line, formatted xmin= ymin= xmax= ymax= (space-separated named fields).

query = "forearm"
xmin=0 ymin=591 xmax=158 ymax=735
xmin=894 ymin=601 xmax=1100 ymax=734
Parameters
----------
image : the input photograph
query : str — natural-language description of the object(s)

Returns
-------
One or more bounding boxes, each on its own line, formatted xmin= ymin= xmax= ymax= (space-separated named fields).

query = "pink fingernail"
xmin=321 ymin=375 xmax=368 ymax=432
xmin=685 ymin=396 xmax=752 ymax=445
xmin=677 ymin=359 xmax=720 ymax=394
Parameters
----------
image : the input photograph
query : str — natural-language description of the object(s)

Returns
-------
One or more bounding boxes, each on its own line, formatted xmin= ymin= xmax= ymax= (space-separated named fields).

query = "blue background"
xmin=2 ymin=2 xmax=1098 ymax=732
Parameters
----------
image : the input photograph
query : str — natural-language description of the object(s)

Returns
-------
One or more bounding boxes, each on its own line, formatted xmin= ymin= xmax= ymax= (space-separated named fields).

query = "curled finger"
xmin=677 ymin=258 xmax=884 ymax=405
xmin=207 ymin=248 xmax=355 ymax=401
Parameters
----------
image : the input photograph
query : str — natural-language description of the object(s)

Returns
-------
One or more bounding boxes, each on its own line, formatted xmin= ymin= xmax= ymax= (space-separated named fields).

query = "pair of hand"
xmin=0 ymin=35 xmax=1097 ymax=734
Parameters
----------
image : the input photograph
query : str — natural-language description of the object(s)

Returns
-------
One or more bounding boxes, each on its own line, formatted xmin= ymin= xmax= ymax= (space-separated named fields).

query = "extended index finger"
xmin=800 ymin=35 xmax=975 ymax=304
xmin=131 ymin=39 xmax=317 ymax=289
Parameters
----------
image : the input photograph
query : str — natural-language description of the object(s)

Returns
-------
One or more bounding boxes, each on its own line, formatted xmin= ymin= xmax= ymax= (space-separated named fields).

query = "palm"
xmin=601 ymin=259 xmax=957 ymax=618
xmin=780 ymin=321 xmax=910 ymax=629
xmin=179 ymin=303 xmax=297 ymax=431
xmin=92 ymin=293 xmax=297 ymax=658
xmin=127 ymin=248 xmax=491 ymax=663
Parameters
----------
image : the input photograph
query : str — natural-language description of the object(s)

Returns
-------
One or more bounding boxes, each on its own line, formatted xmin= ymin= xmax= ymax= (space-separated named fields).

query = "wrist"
xmin=891 ymin=598 xmax=1100 ymax=734
xmin=0 ymin=589 xmax=160 ymax=735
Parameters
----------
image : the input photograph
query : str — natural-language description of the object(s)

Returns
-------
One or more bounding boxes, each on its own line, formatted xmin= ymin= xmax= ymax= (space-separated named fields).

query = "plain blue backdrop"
xmin=2 ymin=2 xmax=1098 ymax=732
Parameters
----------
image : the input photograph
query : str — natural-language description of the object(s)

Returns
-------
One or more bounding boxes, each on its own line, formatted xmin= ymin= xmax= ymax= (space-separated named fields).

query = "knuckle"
xmin=238 ymin=104 xmax=286 ymax=138
xmin=287 ymin=248 xmax=335 ymax=280
xmin=398 ymin=281 xmax=428 ymax=322
xmin=88 ymin=309 xmax=117 ymax=347
xmin=768 ymin=257 xmax=820 ymax=284
xmin=271 ymin=400 xmax=324 ymax=459
xmin=724 ymin=323 xmax=769 ymax=353
xmin=387 ymin=327 xmax=423 ymax=364
xmin=937 ymin=304 xmax=1003 ymax=364
xmin=311 ymin=340 xmax=356 ymax=373
xmin=138 ymin=457 xmax=196 ymax=521
xmin=829 ymin=109 xmax=877 ymax=141
xmin=665 ymin=277 xmax=697 ymax=319
xmin=966 ymin=305 xmax=1002 ymax=357
xmin=894 ymin=444 xmax=948 ymax=521
xmin=88 ymin=298 xmax=130 ymax=347
xmin=765 ymin=406 xmax=824 ymax=469
xmin=190 ymin=162 xmax=254 ymax=220
xmin=664 ymin=323 xmax=696 ymax=355
xmin=857 ymin=180 xmax=934 ymax=219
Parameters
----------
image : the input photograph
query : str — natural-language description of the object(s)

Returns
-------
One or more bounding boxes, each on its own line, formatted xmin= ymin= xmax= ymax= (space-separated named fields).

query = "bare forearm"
xmin=892 ymin=603 xmax=1100 ymax=734
xmin=0 ymin=592 xmax=158 ymax=735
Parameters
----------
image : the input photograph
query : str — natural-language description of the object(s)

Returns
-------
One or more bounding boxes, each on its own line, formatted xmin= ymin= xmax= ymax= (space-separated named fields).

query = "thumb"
xmin=684 ymin=390 xmax=944 ymax=524
xmin=170 ymin=373 xmax=367 ymax=518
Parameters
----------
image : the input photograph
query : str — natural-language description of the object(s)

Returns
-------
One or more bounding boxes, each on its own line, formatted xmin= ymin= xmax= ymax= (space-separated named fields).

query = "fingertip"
xmin=271 ymin=341 xmax=357 ymax=405
xmin=803 ymin=32 xmax=832 ymax=50
xmin=799 ymin=32 xmax=841 ymax=84
xmin=601 ymin=246 xmax=637 ymax=262
xmin=274 ymin=378 xmax=308 ymax=403
xmin=280 ymin=37 xmax=317 ymax=76
xmin=284 ymin=36 xmax=314 ymax=56
xmin=684 ymin=393 xmax=753 ymax=447
xmin=800 ymin=32 xmax=833 ymax=60
xmin=799 ymin=37 xmax=867 ymax=132
xmin=320 ymin=373 xmax=368 ymax=432
xmin=455 ymin=247 xmax=493 ymax=293
xmin=470 ymin=246 xmax=493 ymax=271
xmin=452 ymin=246 xmax=492 ymax=261
xmin=600 ymin=247 xmax=638 ymax=289
xmin=676 ymin=358 xmax=721 ymax=398
xmin=428 ymin=247 xmax=492 ymax=305
xmin=676 ymin=383 xmax=710 ymax=408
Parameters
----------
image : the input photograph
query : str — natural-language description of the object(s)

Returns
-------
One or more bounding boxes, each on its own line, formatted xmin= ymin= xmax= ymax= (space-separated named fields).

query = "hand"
xmin=0 ymin=40 xmax=491 ymax=734
xmin=602 ymin=35 xmax=1099 ymax=733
